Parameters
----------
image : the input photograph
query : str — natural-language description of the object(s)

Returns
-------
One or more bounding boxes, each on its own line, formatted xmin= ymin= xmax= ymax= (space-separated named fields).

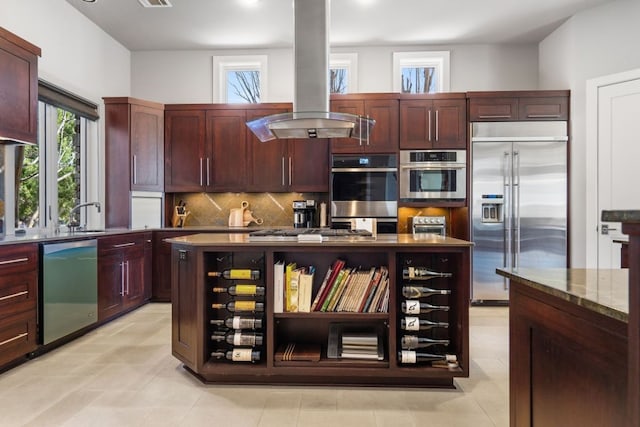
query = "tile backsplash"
xmin=170 ymin=193 xmax=329 ymax=227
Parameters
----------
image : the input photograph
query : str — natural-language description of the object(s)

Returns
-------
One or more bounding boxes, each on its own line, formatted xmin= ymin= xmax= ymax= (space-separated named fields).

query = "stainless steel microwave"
xmin=399 ymin=150 xmax=466 ymax=202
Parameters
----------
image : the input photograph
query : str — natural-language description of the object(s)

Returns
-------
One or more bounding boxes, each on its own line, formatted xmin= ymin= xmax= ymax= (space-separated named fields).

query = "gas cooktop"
xmin=248 ymin=228 xmax=373 ymax=241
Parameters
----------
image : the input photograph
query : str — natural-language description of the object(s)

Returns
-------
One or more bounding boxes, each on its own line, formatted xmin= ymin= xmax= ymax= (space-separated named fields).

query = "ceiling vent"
xmin=137 ymin=0 xmax=172 ymax=8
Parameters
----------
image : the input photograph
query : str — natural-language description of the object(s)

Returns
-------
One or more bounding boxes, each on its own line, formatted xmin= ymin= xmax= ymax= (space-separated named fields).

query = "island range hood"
xmin=246 ymin=0 xmax=375 ymax=142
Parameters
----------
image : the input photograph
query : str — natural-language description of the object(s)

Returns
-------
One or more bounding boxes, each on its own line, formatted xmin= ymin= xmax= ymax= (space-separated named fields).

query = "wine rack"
xmin=396 ymin=254 xmax=457 ymax=368
xmin=206 ymin=251 xmax=266 ymax=364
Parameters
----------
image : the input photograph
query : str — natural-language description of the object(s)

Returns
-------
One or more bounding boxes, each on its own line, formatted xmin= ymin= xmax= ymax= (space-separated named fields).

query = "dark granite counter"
xmin=602 ymin=209 xmax=640 ymax=223
xmin=497 ymin=267 xmax=628 ymax=323
xmin=166 ymin=232 xmax=473 ymax=248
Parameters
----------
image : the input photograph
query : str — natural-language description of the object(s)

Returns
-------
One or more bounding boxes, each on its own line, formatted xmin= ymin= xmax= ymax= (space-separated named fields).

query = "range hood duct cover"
xmin=246 ymin=0 xmax=375 ymax=142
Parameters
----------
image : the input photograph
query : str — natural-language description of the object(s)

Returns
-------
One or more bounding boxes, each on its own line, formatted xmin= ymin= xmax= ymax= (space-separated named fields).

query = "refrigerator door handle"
xmin=503 ymin=151 xmax=511 ymax=291
xmin=513 ymin=150 xmax=521 ymax=271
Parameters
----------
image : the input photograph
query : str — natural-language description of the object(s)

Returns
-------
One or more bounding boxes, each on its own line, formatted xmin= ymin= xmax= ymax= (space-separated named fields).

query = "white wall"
xmin=0 ymin=0 xmax=131 ymax=228
xmin=132 ymin=43 xmax=538 ymax=103
xmin=539 ymin=0 xmax=640 ymax=267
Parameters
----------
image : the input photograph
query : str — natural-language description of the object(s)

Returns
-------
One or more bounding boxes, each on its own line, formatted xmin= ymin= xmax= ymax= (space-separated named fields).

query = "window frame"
xmin=330 ymin=53 xmax=358 ymax=94
xmin=213 ymin=55 xmax=268 ymax=103
xmin=392 ymin=51 xmax=450 ymax=93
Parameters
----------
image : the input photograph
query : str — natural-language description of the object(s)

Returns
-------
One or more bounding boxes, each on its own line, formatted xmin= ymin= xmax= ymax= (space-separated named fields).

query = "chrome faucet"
xmin=68 ymin=202 xmax=101 ymax=229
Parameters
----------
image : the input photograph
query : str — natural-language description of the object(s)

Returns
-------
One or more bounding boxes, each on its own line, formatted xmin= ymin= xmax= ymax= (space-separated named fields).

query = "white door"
xmin=597 ymin=78 xmax=640 ymax=268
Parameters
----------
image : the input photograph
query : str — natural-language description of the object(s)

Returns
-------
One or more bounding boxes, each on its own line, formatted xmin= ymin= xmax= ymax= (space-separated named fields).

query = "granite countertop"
xmin=0 ymin=225 xmax=288 ymax=246
xmin=166 ymin=232 xmax=473 ymax=248
xmin=497 ymin=267 xmax=628 ymax=322
xmin=601 ymin=210 xmax=640 ymax=223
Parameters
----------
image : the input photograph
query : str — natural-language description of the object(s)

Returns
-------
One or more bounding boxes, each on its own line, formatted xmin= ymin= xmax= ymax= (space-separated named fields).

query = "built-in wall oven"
xmin=330 ymin=154 xmax=398 ymax=233
xmin=399 ymin=150 xmax=466 ymax=202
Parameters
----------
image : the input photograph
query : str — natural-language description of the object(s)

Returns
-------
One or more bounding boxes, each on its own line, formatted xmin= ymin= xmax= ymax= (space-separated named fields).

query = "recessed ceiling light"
xmin=81 ymin=0 xmax=97 ymax=3
xmin=239 ymin=0 xmax=260 ymax=7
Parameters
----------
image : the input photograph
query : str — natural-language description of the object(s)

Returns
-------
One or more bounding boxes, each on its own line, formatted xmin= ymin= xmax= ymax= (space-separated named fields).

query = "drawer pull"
xmin=478 ymin=114 xmax=511 ymax=119
xmin=526 ymin=114 xmax=561 ymax=118
xmin=0 ymin=257 xmax=29 ymax=266
xmin=0 ymin=290 xmax=28 ymax=302
xmin=113 ymin=242 xmax=136 ymax=248
xmin=0 ymin=332 xmax=28 ymax=347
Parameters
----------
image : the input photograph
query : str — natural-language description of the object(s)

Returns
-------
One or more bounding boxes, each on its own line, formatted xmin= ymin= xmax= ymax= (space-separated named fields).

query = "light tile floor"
xmin=0 ymin=304 xmax=509 ymax=427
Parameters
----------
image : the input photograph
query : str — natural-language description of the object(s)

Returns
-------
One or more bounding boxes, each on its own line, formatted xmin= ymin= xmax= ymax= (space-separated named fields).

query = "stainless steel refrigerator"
xmin=471 ymin=121 xmax=568 ymax=304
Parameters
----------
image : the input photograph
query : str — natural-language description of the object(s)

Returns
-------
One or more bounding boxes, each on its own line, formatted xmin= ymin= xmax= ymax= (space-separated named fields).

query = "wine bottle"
xmin=402 ymin=267 xmax=452 ymax=280
xmin=212 ymin=284 xmax=265 ymax=296
xmin=208 ymin=269 xmax=261 ymax=280
xmin=402 ymin=286 xmax=451 ymax=299
xmin=211 ymin=348 xmax=261 ymax=362
xmin=209 ymin=316 xmax=263 ymax=330
xmin=400 ymin=316 xmax=449 ymax=331
xmin=211 ymin=300 xmax=264 ymax=312
xmin=211 ymin=330 xmax=264 ymax=346
xmin=401 ymin=335 xmax=450 ymax=349
xmin=401 ymin=300 xmax=450 ymax=314
xmin=397 ymin=350 xmax=457 ymax=364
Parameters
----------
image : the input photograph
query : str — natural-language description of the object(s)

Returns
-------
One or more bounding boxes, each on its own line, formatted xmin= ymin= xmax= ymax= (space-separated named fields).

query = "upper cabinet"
xmin=104 ymin=97 xmax=164 ymax=228
xmin=206 ymin=109 xmax=249 ymax=192
xmin=330 ymin=94 xmax=399 ymax=154
xmin=164 ymin=105 xmax=251 ymax=193
xmin=164 ymin=108 xmax=206 ymax=192
xmin=399 ymin=93 xmax=467 ymax=150
xmin=467 ymin=90 xmax=569 ymax=122
xmin=247 ymin=105 xmax=329 ymax=192
xmin=0 ymin=27 xmax=40 ymax=144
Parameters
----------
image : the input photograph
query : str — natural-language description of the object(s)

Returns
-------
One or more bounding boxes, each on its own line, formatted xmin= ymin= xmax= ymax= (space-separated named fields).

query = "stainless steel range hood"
xmin=246 ymin=0 xmax=375 ymax=142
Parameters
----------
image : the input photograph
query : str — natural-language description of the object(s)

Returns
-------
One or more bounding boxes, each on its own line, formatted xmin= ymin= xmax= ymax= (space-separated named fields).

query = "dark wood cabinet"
xmin=0 ymin=243 xmax=38 ymax=368
xmin=468 ymin=90 xmax=569 ymax=122
xmin=330 ymin=95 xmax=399 ymax=153
xmin=247 ymin=106 xmax=329 ymax=192
xmin=97 ymin=233 xmax=151 ymax=322
xmin=509 ymin=277 xmax=627 ymax=427
xmin=166 ymin=106 xmax=251 ymax=192
xmin=170 ymin=236 xmax=471 ymax=387
xmin=206 ymin=109 xmax=248 ymax=192
xmin=152 ymin=230 xmax=197 ymax=302
xmin=0 ymin=27 xmax=40 ymax=144
xmin=104 ymin=98 xmax=164 ymax=228
xmin=164 ymin=109 xmax=206 ymax=192
xmin=399 ymin=94 xmax=467 ymax=149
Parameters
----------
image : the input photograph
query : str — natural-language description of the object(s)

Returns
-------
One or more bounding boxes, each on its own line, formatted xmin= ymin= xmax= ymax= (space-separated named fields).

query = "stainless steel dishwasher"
xmin=40 ymin=239 xmax=98 ymax=345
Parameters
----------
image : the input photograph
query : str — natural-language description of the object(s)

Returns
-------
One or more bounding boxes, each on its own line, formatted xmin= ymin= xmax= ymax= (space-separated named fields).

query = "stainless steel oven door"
xmin=331 ymin=169 xmax=397 ymax=218
xmin=400 ymin=164 xmax=466 ymax=201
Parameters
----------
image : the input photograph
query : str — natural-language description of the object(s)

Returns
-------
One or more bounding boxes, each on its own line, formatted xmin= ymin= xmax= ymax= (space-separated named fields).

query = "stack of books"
xmin=327 ymin=324 xmax=384 ymax=361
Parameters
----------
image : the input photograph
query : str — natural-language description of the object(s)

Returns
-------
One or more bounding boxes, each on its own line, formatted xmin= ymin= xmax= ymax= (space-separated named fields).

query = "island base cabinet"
xmin=510 ymin=283 xmax=627 ymax=427
xmin=170 ymin=242 xmax=470 ymax=387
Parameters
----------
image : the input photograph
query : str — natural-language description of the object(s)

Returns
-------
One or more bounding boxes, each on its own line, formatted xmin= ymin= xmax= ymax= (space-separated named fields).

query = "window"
xmin=5 ymin=81 xmax=99 ymax=235
xmin=392 ymin=51 xmax=450 ymax=93
xmin=330 ymin=53 xmax=358 ymax=94
xmin=213 ymin=55 xmax=268 ymax=103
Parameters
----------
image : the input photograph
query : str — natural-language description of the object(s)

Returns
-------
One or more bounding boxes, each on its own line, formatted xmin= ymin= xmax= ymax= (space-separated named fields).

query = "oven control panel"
xmin=411 ymin=216 xmax=446 ymax=236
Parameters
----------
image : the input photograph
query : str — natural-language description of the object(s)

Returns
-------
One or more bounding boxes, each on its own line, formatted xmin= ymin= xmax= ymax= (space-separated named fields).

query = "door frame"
xmin=585 ymin=67 xmax=640 ymax=268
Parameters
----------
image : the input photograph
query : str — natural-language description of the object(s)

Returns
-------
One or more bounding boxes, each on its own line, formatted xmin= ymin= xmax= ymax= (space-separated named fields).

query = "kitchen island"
xmin=498 ymin=267 xmax=628 ymax=426
xmin=167 ymin=233 xmax=472 ymax=387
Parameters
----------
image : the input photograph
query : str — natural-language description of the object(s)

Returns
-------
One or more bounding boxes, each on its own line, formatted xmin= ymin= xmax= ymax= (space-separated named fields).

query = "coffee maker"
xmin=292 ymin=200 xmax=317 ymax=228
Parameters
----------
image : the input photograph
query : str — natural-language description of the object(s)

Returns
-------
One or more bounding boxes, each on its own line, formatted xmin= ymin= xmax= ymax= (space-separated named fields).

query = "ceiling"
xmin=66 ymin=0 xmax=615 ymax=51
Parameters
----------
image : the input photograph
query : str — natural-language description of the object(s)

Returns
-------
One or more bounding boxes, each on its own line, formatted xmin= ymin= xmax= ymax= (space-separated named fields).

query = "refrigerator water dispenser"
xmin=481 ymin=195 xmax=503 ymax=223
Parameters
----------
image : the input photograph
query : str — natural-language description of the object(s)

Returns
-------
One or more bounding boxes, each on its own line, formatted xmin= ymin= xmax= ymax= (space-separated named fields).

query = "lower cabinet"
xmin=98 ymin=233 xmax=151 ymax=322
xmin=171 ymin=241 xmax=470 ymax=387
xmin=510 ymin=280 xmax=627 ymax=426
xmin=0 ymin=243 xmax=38 ymax=368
